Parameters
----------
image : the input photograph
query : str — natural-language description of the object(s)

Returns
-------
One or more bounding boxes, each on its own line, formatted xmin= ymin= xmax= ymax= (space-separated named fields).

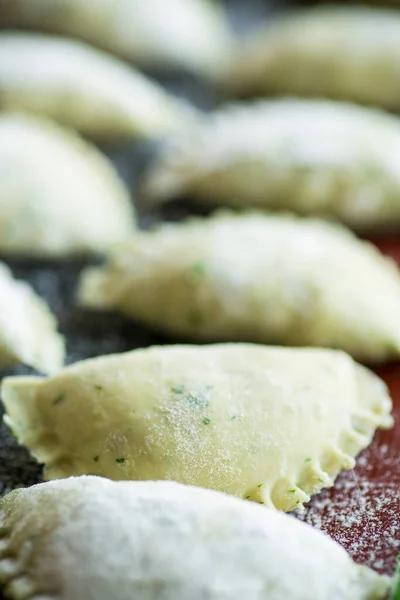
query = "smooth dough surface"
xmin=225 ymin=5 xmax=400 ymax=109
xmin=0 ymin=0 xmax=233 ymax=78
xmin=0 ymin=477 xmax=390 ymax=600
xmin=0 ymin=262 xmax=64 ymax=373
xmin=1 ymin=344 xmax=393 ymax=510
xmin=0 ymin=113 xmax=135 ymax=257
xmin=0 ymin=32 xmax=196 ymax=139
xmin=144 ymin=99 xmax=400 ymax=232
xmin=79 ymin=212 xmax=400 ymax=363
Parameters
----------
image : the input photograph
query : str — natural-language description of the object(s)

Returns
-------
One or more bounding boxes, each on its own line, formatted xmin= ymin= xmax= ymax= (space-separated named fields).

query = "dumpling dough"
xmin=1 ymin=344 xmax=393 ymax=510
xmin=0 ymin=262 xmax=64 ymax=373
xmin=225 ymin=5 xmax=400 ymax=109
xmin=143 ymin=99 xmax=400 ymax=232
xmin=0 ymin=32 xmax=196 ymax=139
xmin=0 ymin=113 xmax=134 ymax=258
xmin=0 ymin=0 xmax=233 ymax=79
xmin=0 ymin=477 xmax=390 ymax=600
xmin=78 ymin=212 xmax=400 ymax=363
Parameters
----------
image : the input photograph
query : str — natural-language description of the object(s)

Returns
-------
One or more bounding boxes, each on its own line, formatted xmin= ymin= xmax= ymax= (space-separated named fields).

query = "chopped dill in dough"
xmin=257 ymin=483 xmax=263 ymax=488
xmin=93 ymin=456 xmax=99 ymax=462
xmin=116 ymin=458 xmax=125 ymax=464
xmin=94 ymin=385 xmax=103 ymax=391
xmin=304 ymin=458 xmax=312 ymax=463
xmin=52 ymin=393 xmax=65 ymax=406
xmin=191 ymin=261 xmax=206 ymax=278
xmin=172 ymin=385 xmax=185 ymax=394
xmin=202 ymin=417 xmax=211 ymax=425
xmin=289 ymin=489 xmax=296 ymax=493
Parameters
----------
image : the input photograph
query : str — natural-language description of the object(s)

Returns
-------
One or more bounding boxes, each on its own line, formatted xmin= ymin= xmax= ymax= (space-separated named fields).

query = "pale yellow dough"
xmin=0 ymin=32 xmax=196 ymax=139
xmin=0 ymin=113 xmax=134 ymax=258
xmin=79 ymin=212 xmax=400 ymax=363
xmin=0 ymin=263 xmax=64 ymax=373
xmin=225 ymin=5 xmax=400 ymax=109
xmin=0 ymin=0 xmax=232 ymax=79
xmin=1 ymin=344 xmax=393 ymax=511
xmin=0 ymin=477 xmax=390 ymax=600
xmin=144 ymin=99 xmax=400 ymax=232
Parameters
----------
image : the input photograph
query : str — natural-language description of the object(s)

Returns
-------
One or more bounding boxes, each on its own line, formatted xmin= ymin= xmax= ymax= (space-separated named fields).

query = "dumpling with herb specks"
xmin=0 ymin=0 xmax=233 ymax=79
xmin=78 ymin=212 xmax=400 ymax=363
xmin=1 ymin=344 xmax=393 ymax=511
xmin=0 ymin=32 xmax=196 ymax=140
xmin=0 ymin=262 xmax=64 ymax=373
xmin=0 ymin=113 xmax=135 ymax=258
xmin=0 ymin=477 xmax=391 ymax=600
xmin=224 ymin=5 xmax=400 ymax=109
xmin=143 ymin=99 xmax=400 ymax=232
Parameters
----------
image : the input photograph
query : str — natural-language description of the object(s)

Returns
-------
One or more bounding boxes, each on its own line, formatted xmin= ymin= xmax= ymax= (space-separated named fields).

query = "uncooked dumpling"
xmin=78 ymin=212 xmax=400 ymax=363
xmin=0 ymin=0 xmax=233 ymax=79
xmin=0 ymin=32 xmax=195 ymax=139
xmin=1 ymin=344 xmax=393 ymax=510
xmin=0 ymin=262 xmax=64 ymax=373
xmin=144 ymin=99 xmax=400 ymax=232
xmin=0 ymin=477 xmax=390 ymax=600
xmin=225 ymin=5 xmax=400 ymax=109
xmin=0 ymin=113 xmax=134 ymax=258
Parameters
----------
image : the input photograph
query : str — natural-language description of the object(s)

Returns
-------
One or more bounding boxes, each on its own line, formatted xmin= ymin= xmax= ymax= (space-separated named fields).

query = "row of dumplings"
xmin=1 ymin=2 xmax=400 ymax=598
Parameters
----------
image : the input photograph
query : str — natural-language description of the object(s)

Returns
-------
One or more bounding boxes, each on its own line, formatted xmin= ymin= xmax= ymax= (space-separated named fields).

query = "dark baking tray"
xmin=1 ymin=1 xmax=400 ymax=596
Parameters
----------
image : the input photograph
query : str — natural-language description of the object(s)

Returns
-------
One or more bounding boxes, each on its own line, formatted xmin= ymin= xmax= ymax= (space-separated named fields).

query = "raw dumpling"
xmin=0 ymin=0 xmax=233 ymax=79
xmin=0 ymin=477 xmax=390 ymax=600
xmin=0 ymin=262 xmax=64 ymax=373
xmin=225 ymin=5 xmax=400 ymax=109
xmin=0 ymin=113 xmax=134 ymax=258
xmin=1 ymin=344 xmax=393 ymax=510
xmin=143 ymin=99 xmax=400 ymax=232
xmin=0 ymin=32 xmax=196 ymax=139
xmin=78 ymin=212 xmax=400 ymax=363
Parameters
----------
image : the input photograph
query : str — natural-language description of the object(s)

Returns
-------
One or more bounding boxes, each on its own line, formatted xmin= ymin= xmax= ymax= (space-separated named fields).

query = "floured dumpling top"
xmin=0 ymin=113 xmax=134 ymax=258
xmin=79 ymin=212 xmax=400 ymax=363
xmin=1 ymin=344 xmax=393 ymax=510
xmin=0 ymin=477 xmax=390 ymax=600
xmin=144 ymin=99 xmax=400 ymax=232
xmin=0 ymin=0 xmax=233 ymax=79
xmin=225 ymin=5 xmax=400 ymax=110
xmin=0 ymin=262 xmax=64 ymax=373
xmin=0 ymin=32 xmax=196 ymax=139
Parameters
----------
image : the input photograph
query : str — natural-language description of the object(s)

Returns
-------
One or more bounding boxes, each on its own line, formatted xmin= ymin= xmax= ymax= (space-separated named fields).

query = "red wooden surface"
xmin=298 ymin=237 xmax=400 ymax=577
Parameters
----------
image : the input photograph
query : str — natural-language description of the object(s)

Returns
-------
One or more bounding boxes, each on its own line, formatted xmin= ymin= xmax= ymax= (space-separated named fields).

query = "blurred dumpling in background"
xmin=143 ymin=99 xmax=400 ymax=232
xmin=0 ymin=262 xmax=64 ymax=373
xmin=0 ymin=112 xmax=135 ymax=258
xmin=0 ymin=32 xmax=197 ymax=140
xmin=78 ymin=212 xmax=400 ymax=364
xmin=0 ymin=0 xmax=233 ymax=79
xmin=224 ymin=5 xmax=400 ymax=110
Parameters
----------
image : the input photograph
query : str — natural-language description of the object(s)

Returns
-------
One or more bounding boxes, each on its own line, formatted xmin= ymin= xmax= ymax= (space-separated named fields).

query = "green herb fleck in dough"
xmin=93 ymin=456 xmax=99 ymax=462
xmin=94 ymin=385 xmax=103 ymax=391
xmin=245 ymin=495 xmax=251 ymax=499
xmin=116 ymin=458 xmax=125 ymax=464
xmin=172 ymin=385 xmax=185 ymax=394
xmin=259 ymin=501 xmax=265 ymax=505
xmin=202 ymin=417 xmax=211 ymax=425
xmin=230 ymin=415 xmax=237 ymax=420
xmin=191 ymin=261 xmax=206 ymax=278
xmin=188 ymin=392 xmax=209 ymax=408
xmin=289 ymin=489 xmax=296 ymax=493
xmin=304 ymin=458 xmax=312 ymax=463
xmin=53 ymin=394 xmax=66 ymax=406
xmin=257 ymin=483 xmax=263 ymax=488
xmin=318 ymin=478 xmax=324 ymax=483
